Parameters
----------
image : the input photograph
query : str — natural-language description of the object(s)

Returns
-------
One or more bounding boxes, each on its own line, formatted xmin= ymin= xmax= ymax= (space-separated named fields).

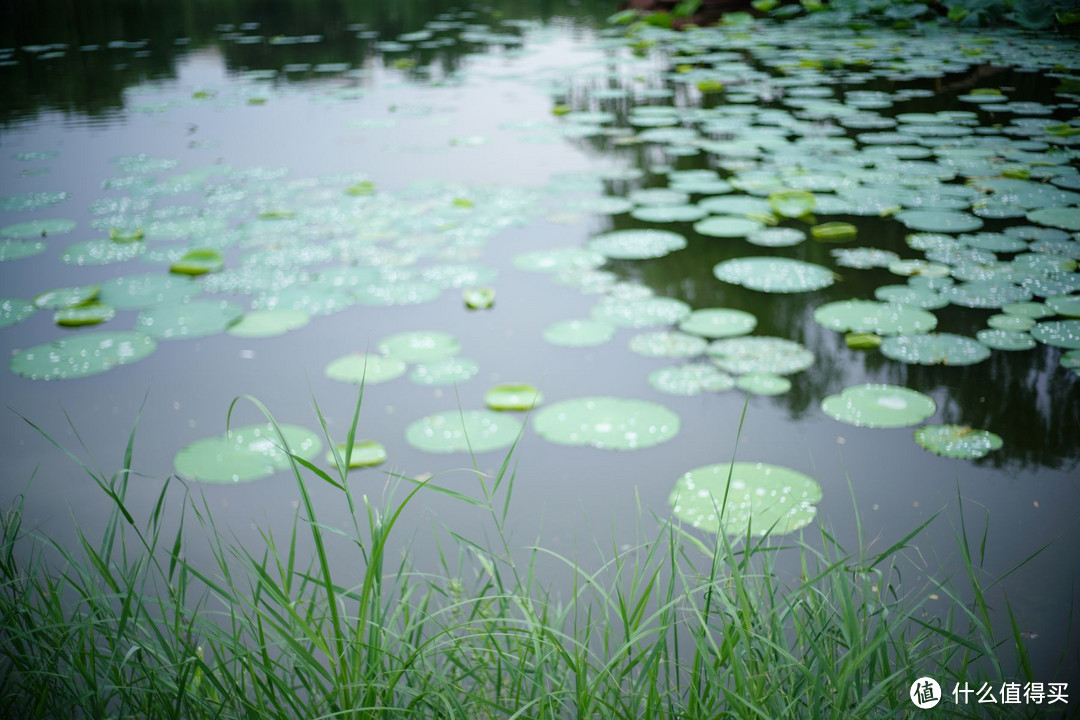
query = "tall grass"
xmin=0 ymin=389 xmax=1063 ymax=719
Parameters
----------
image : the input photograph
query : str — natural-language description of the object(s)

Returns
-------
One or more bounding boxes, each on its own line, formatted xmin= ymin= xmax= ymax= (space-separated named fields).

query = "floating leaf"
xmin=669 ymin=462 xmax=821 ymax=536
xmin=54 ymin=303 xmax=115 ymax=327
xmin=227 ymin=309 xmax=310 ymax=338
xmin=629 ymin=331 xmax=707 ymax=358
xmin=713 ymin=257 xmax=834 ymax=293
xmin=406 ymin=409 xmax=523 ymax=453
xmin=894 ymin=210 xmax=983 ymax=233
xmin=1027 ymin=207 xmax=1080 ymax=231
xmin=588 ymin=229 xmax=687 ymax=259
xmin=136 ymin=299 xmax=243 ymax=339
xmin=378 ymin=330 xmax=461 ymax=362
xmin=0 ymin=298 xmax=35 ymax=328
xmin=174 ymin=423 xmax=322 ymax=483
xmin=735 ymin=372 xmax=791 ymax=395
xmin=648 ymin=364 xmax=734 ymax=395
xmin=486 ymin=383 xmax=544 ymax=411
xmin=325 ymin=353 xmax=407 ymax=384
xmin=708 ymin=336 xmax=814 ymax=376
xmin=747 ymin=227 xmax=805 ymax=247
xmin=170 ymin=248 xmax=224 ymax=276
xmin=694 ymin=216 xmax=764 ymax=238
xmin=821 ymin=384 xmax=936 ymax=428
xmin=34 ymin=284 xmax=99 ymax=310
xmin=813 ymin=300 xmax=937 ymax=336
xmin=880 ymin=333 xmax=990 ymax=366
xmin=810 ymin=222 xmax=857 ymax=241
xmin=1031 ymin=319 xmax=1080 ymax=349
xmin=845 ymin=332 xmax=883 ymax=350
xmin=533 ymin=397 xmax=679 ymax=450
xmin=1046 ymin=294 xmax=1080 ymax=318
xmin=768 ymin=189 xmax=815 ymax=218
xmin=327 ymin=440 xmax=387 ymax=469
xmin=0 ymin=239 xmax=46 ymax=262
xmin=410 ymin=357 xmax=480 ymax=386
xmin=678 ymin=308 xmax=757 ymax=339
xmin=543 ymin=319 xmax=616 ymax=347
xmin=61 ymin=238 xmax=145 ymax=266
xmin=11 ymin=331 xmax=156 ymax=380
xmin=591 ymin=297 xmax=691 ymax=328
xmin=513 ymin=247 xmax=606 ymax=273
xmin=98 ymin=273 xmax=197 ymax=310
xmin=1 ymin=219 xmax=77 ymax=239
xmin=976 ymin=329 xmax=1035 ymax=351
xmin=463 ymin=287 xmax=495 ymax=309
xmin=914 ymin=425 xmax=1002 ymax=460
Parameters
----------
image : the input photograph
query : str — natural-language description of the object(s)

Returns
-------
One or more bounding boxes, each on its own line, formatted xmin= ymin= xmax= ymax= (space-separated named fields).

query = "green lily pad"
xmin=34 ymin=284 xmax=99 ymax=310
xmin=135 ymin=299 xmax=243 ymax=339
xmin=61 ymin=239 xmax=145 ymax=265
xmin=0 ymin=298 xmax=36 ymax=328
xmin=747 ymin=227 xmax=806 ymax=247
xmin=325 ymin=353 xmax=407 ymax=384
xmin=894 ymin=210 xmax=983 ymax=233
xmin=880 ymin=333 xmax=991 ymax=366
xmin=648 ymin=364 xmax=735 ymax=395
xmin=513 ymin=247 xmax=606 ymax=273
xmin=405 ymin=409 xmax=523 ymax=454
xmin=1031 ymin=320 xmax=1080 ymax=349
xmin=821 ymin=384 xmax=936 ymax=428
xmin=846 ymin=332 xmax=883 ymax=350
xmin=708 ymin=337 xmax=814 ymax=376
xmin=678 ymin=308 xmax=757 ymax=339
xmin=543 ymin=319 xmax=616 ymax=347
xmin=486 ymin=383 xmax=544 ymax=411
xmin=326 ymin=440 xmax=387 ymax=469
xmin=10 ymin=331 xmax=157 ymax=380
xmin=813 ymin=300 xmax=937 ymax=336
xmin=170 ymin=248 xmax=224 ymax=276
xmin=768 ymin=190 xmax=815 ymax=218
xmin=533 ymin=397 xmax=680 ymax=450
xmin=914 ymin=425 xmax=1003 ymax=460
xmin=694 ymin=216 xmax=764 ymax=238
xmin=874 ymin=285 xmax=949 ymax=310
xmin=810 ymin=222 xmax=857 ymax=242
xmin=832 ymin=248 xmax=900 ymax=269
xmin=669 ymin=462 xmax=822 ymax=536
xmin=1027 ymin=207 xmax=1080 ymax=231
xmin=227 ymin=309 xmax=310 ymax=338
xmin=588 ymin=229 xmax=687 ymax=259
xmin=463 ymin=287 xmax=495 ymax=309
xmin=943 ymin=281 xmax=1032 ymax=309
xmin=630 ymin=204 xmax=709 ymax=223
xmin=591 ymin=297 xmax=691 ymax=328
xmin=713 ymin=257 xmax=834 ymax=293
xmin=629 ymin=331 xmax=708 ymax=358
xmin=735 ymin=372 xmax=791 ymax=396
xmin=976 ymin=329 xmax=1035 ymax=351
xmin=888 ymin=260 xmax=951 ymax=278
xmin=97 ymin=273 xmax=197 ymax=310
xmin=0 ymin=239 xmax=47 ymax=261
xmin=252 ymin=287 xmax=352 ymax=316
xmin=410 ymin=357 xmax=480 ymax=386
xmin=1002 ymin=301 xmax=1051 ymax=319
xmin=1 ymin=218 xmax=77 ymax=239
xmin=1061 ymin=349 xmax=1080 ymax=373
xmin=1047 ymin=294 xmax=1080 ymax=317
xmin=987 ymin=314 xmax=1035 ymax=331
xmin=174 ymin=423 xmax=322 ymax=483
xmin=378 ymin=330 xmax=461 ymax=363
xmin=54 ymin=303 xmax=115 ymax=327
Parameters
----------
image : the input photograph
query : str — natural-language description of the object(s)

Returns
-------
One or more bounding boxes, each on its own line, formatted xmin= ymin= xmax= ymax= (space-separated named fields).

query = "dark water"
xmin=2 ymin=0 xmax=1078 ymax=689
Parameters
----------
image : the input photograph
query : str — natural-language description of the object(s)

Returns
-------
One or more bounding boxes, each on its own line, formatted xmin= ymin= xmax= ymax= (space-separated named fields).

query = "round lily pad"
xmin=591 ymin=297 xmax=691 ymax=328
xmin=708 ymin=337 xmax=814 ymax=376
xmin=410 ymin=357 xmax=480 ymax=386
xmin=252 ymin=287 xmax=351 ymax=316
xmin=747 ymin=227 xmax=805 ymax=247
xmin=1031 ymin=320 xmax=1080 ymax=349
xmin=942 ymin=281 xmax=1032 ymax=309
xmin=894 ymin=210 xmax=983 ymax=233
xmin=587 ymin=229 xmax=687 ymax=259
xmin=170 ymin=248 xmax=224 ymax=275
xmin=1002 ymin=301 xmax=1051 ymax=319
xmin=174 ymin=423 xmax=322 ymax=483
xmin=0 ymin=298 xmax=35 ymax=328
xmin=54 ymin=303 xmax=115 ymax=327
xmin=135 ymin=299 xmax=243 ymax=339
xmin=34 ymin=284 xmax=99 ymax=310
xmin=61 ymin=239 xmax=145 ymax=265
xmin=846 ymin=332 xmax=883 ymax=350
xmin=831 ymin=248 xmax=900 ymax=269
xmin=735 ymin=373 xmax=791 ymax=395
xmin=1027 ymin=207 xmax=1080 ymax=231
xmin=533 ymin=397 xmax=680 ymax=450
xmin=463 ymin=287 xmax=495 ymax=310
xmin=1 ymin=218 xmax=77 ymax=239
xmin=914 ymin=425 xmax=1003 ymax=460
xmin=694 ymin=216 xmax=764 ymax=238
xmin=543 ymin=319 xmax=616 ymax=347
xmin=325 ymin=353 xmax=407 ymax=384
xmin=630 ymin=205 xmax=708 ymax=223
xmin=713 ymin=257 xmax=834 ymax=293
xmin=0 ymin=239 xmax=47 ymax=262
xmin=1047 ymin=294 xmax=1080 ymax=318
xmin=486 ymin=383 xmax=544 ymax=411
xmin=813 ymin=300 xmax=937 ymax=336
xmin=378 ymin=330 xmax=461 ymax=362
xmin=326 ymin=440 xmax=387 ymax=469
xmin=976 ymin=329 xmax=1035 ymax=351
xmin=669 ymin=462 xmax=822 ymax=536
xmin=874 ymin=285 xmax=949 ymax=310
xmin=227 ymin=309 xmax=310 ymax=338
xmin=821 ymin=384 xmax=936 ymax=428
xmin=648 ymin=364 xmax=734 ymax=396
xmin=98 ymin=273 xmax=197 ymax=310
xmin=513 ymin=247 xmax=605 ymax=273
xmin=405 ymin=409 xmax=523 ymax=454
xmin=768 ymin=190 xmax=815 ymax=218
xmin=810 ymin=222 xmax=857 ymax=242
xmin=678 ymin=308 xmax=757 ymax=339
xmin=880 ymin=333 xmax=990 ymax=366
xmin=987 ymin=314 xmax=1035 ymax=331
xmin=629 ymin=331 xmax=707 ymax=358
xmin=10 ymin=331 xmax=156 ymax=380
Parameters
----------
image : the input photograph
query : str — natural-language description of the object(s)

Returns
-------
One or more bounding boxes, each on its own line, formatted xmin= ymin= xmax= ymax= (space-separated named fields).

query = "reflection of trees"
xmin=0 ymin=0 xmax=611 ymax=127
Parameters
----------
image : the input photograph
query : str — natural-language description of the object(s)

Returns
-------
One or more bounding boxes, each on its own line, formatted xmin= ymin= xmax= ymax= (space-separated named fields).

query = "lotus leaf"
xmin=678 ymin=308 xmax=757 ymax=339
xmin=1 ymin=219 xmax=77 ymax=239
xmin=831 ymin=247 xmax=900 ymax=269
xmin=533 ymin=397 xmax=679 ymax=450
xmin=513 ymin=247 xmax=606 ymax=273
xmin=648 ymin=364 xmax=735 ymax=395
xmin=10 ymin=331 xmax=157 ymax=380
xmin=813 ymin=300 xmax=937 ymax=336
xmin=170 ymin=248 xmax=224 ymax=275
xmin=0 ymin=298 xmax=35 ymax=328
xmin=1002 ymin=301 xmax=1051 ymax=319
xmin=410 ymin=357 xmax=479 ymax=386
xmin=1027 ymin=207 xmax=1080 ymax=231
xmin=810 ymin=222 xmax=857 ymax=241
xmin=1030 ymin=320 xmax=1080 ymax=349
xmin=747 ymin=227 xmax=805 ymax=247
xmin=914 ymin=425 xmax=1003 ymax=460
xmin=630 ymin=204 xmax=708 ymax=223
xmin=669 ymin=462 xmax=821 ymax=536
xmin=543 ymin=319 xmax=616 ymax=347
xmin=845 ymin=332 xmax=883 ymax=350
xmin=227 ymin=309 xmax=310 ymax=338
xmin=54 ymin=303 xmax=115 ymax=327
xmin=735 ymin=372 xmax=791 ymax=395
xmin=694 ymin=216 xmax=764 ymax=238
xmin=98 ymin=273 xmax=197 ymax=310
xmin=880 ymin=333 xmax=991 ymax=366
xmin=0 ymin=239 xmax=47 ymax=262
xmin=136 ymin=299 xmax=243 ymax=339
xmin=406 ymin=409 xmax=522 ymax=453
xmin=708 ymin=337 xmax=814 ymax=376
xmin=174 ymin=423 xmax=322 ymax=483
xmin=61 ymin=239 xmax=145 ymax=265
xmin=34 ymin=284 xmax=99 ymax=310
xmin=378 ymin=330 xmax=461 ymax=362
xmin=325 ymin=353 xmax=406 ymax=384
xmin=486 ymin=383 xmax=544 ymax=411
xmin=768 ymin=190 xmax=815 ymax=218
xmin=588 ymin=229 xmax=687 ymax=260
xmin=821 ymin=384 xmax=936 ymax=428
xmin=895 ymin=210 xmax=983 ymax=233
xmin=591 ymin=297 xmax=691 ymax=328
xmin=976 ymin=329 xmax=1035 ymax=351
xmin=713 ymin=257 xmax=834 ymax=293
xmin=874 ymin=285 xmax=949 ymax=309
xmin=987 ymin=314 xmax=1035 ymax=331
xmin=1046 ymin=294 xmax=1080 ymax=317
xmin=629 ymin=331 xmax=707 ymax=358
xmin=326 ymin=440 xmax=387 ymax=469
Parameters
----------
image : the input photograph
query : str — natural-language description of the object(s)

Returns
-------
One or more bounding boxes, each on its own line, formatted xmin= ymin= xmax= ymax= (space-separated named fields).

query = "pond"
xmin=2 ymin=0 xmax=1079 ymax=693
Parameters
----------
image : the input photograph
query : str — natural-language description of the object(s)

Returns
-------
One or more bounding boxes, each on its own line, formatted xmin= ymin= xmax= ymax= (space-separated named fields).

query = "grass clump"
xmin=0 ymin=391 xmax=1055 ymax=718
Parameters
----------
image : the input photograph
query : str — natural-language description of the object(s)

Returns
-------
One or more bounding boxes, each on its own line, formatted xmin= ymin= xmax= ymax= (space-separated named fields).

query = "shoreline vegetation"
xmin=0 ymin=392 xmax=1066 ymax=718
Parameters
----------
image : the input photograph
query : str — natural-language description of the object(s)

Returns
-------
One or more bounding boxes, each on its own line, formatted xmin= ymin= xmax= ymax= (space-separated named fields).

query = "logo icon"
xmin=910 ymin=677 xmax=941 ymax=709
